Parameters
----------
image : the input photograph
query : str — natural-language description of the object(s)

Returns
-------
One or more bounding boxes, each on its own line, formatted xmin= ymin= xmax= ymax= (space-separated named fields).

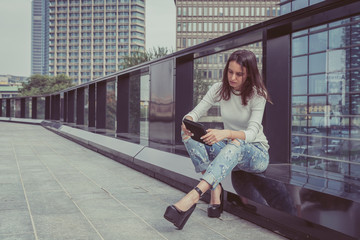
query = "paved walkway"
xmin=0 ymin=122 xmax=287 ymax=240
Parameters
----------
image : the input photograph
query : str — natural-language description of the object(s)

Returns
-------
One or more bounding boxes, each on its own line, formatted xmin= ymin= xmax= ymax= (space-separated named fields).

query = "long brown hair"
xmin=217 ymin=50 xmax=272 ymax=105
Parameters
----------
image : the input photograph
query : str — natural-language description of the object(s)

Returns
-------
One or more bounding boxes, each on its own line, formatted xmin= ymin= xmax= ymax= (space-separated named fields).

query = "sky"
xmin=0 ymin=0 xmax=176 ymax=77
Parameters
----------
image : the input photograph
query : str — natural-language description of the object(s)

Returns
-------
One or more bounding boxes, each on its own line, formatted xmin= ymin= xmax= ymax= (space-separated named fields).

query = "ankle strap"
xmin=194 ymin=187 xmax=204 ymax=197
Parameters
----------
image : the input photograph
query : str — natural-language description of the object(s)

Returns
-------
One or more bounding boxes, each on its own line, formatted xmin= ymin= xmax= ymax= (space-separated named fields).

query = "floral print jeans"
xmin=182 ymin=134 xmax=269 ymax=190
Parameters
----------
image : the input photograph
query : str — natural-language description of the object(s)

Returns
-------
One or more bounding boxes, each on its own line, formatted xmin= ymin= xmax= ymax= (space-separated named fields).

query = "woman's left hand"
xmin=201 ymin=129 xmax=229 ymax=145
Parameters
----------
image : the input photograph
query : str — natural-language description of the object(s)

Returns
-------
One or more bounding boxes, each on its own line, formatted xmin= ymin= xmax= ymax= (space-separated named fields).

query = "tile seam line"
xmin=30 ymin=142 xmax=105 ymax=240
xmin=43 ymin=133 xmax=170 ymax=240
xmin=58 ymin=154 xmax=170 ymax=240
xmin=43 ymin=125 xmax=232 ymax=238
xmin=12 ymin=144 xmax=39 ymax=240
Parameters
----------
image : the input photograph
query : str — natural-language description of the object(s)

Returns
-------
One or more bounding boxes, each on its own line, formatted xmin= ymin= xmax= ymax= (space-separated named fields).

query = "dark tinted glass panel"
xmin=10 ymin=99 xmax=15 ymax=117
xmin=1 ymin=101 xmax=5 ymax=117
xmin=84 ymin=87 xmax=88 ymax=126
xmin=309 ymin=53 xmax=326 ymax=74
xmin=292 ymin=76 xmax=307 ymax=95
xmin=309 ymin=31 xmax=327 ymax=53
xmin=292 ymin=56 xmax=308 ymax=75
xmin=15 ymin=99 xmax=21 ymax=118
xmin=25 ymin=99 xmax=31 ymax=118
xmin=37 ymin=97 xmax=45 ymax=119
xmin=106 ymin=81 xmax=116 ymax=130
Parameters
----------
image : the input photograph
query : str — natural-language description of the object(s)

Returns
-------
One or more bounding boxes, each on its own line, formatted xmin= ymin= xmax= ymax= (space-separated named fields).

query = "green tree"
xmin=119 ymin=46 xmax=173 ymax=69
xmin=20 ymin=74 xmax=74 ymax=96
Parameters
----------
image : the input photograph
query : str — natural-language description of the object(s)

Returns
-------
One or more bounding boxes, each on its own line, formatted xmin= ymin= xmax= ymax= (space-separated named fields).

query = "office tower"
xmin=175 ymin=0 xmax=280 ymax=51
xmin=48 ymin=0 xmax=146 ymax=84
xmin=31 ymin=0 xmax=49 ymax=75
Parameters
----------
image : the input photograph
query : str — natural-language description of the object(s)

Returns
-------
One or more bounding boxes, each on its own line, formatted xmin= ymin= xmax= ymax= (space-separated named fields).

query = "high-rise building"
xmin=175 ymin=0 xmax=280 ymax=51
xmin=31 ymin=0 xmax=49 ymax=75
xmin=48 ymin=0 xmax=145 ymax=84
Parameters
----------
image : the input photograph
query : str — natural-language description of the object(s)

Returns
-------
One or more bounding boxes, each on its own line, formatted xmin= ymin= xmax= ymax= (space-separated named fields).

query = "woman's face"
xmin=227 ymin=61 xmax=247 ymax=91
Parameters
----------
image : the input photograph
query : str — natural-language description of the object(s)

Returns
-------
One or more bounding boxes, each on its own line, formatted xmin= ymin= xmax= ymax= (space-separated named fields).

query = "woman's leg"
xmin=174 ymin=140 xmax=269 ymax=211
xmin=182 ymin=133 xmax=226 ymax=205
xmin=202 ymin=140 xmax=269 ymax=190
xmin=182 ymin=132 xmax=225 ymax=173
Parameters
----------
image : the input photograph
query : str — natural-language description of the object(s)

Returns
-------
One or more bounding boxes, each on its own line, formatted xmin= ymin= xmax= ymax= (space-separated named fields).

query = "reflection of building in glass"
xmin=291 ymin=15 xmax=360 ymax=177
xmin=48 ymin=0 xmax=145 ymax=85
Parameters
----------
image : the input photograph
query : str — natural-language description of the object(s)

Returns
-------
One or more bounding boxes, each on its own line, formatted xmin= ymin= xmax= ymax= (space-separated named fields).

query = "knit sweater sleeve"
xmin=243 ymin=94 xmax=266 ymax=143
xmin=185 ymin=83 xmax=220 ymax=122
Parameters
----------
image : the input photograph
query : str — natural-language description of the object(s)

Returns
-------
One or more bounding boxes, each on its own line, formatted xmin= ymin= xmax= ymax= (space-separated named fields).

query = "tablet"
xmin=183 ymin=119 xmax=210 ymax=145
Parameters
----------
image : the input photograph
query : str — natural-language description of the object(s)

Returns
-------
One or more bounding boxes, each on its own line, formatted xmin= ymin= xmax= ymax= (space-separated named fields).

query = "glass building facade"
xmin=291 ymin=15 xmax=360 ymax=177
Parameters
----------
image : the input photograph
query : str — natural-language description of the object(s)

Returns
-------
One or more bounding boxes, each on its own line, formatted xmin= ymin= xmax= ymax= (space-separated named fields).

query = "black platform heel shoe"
xmin=164 ymin=186 xmax=203 ymax=230
xmin=207 ymin=183 xmax=224 ymax=218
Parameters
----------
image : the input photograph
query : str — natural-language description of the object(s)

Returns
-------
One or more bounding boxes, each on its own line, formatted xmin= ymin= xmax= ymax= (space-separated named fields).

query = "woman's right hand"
xmin=181 ymin=116 xmax=194 ymax=137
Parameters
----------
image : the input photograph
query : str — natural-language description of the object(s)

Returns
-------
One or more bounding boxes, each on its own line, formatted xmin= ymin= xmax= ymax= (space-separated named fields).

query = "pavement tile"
xmin=0 ymin=210 xmax=34 ymax=235
xmin=0 ymin=121 xmax=287 ymax=240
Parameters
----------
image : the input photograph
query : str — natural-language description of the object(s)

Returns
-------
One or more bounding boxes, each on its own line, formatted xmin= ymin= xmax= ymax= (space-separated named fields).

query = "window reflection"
xmin=15 ymin=99 xmax=21 ymax=118
xmin=309 ymin=74 xmax=326 ymax=94
xmin=292 ymin=56 xmax=307 ymax=76
xmin=328 ymin=72 xmax=345 ymax=93
xmin=291 ymin=14 xmax=360 ymax=177
xmin=292 ymin=76 xmax=307 ymax=95
xmin=329 ymin=27 xmax=347 ymax=49
xmin=106 ymin=80 xmax=116 ymax=130
xmin=10 ymin=99 xmax=15 ymax=117
xmin=292 ymin=36 xmax=308 ymax=56
xmin=327 ymin=49 xmax=346 ymax=72
xmin=25 ymin=99 xmax=31 ymax=118
xmin=309 ymin=52 xmax=326 ymax=74
xmin=309 ymin=31 xmax=327 ymax=53
xmin=1 ymin=100 xmax=5 ymax=117
xmin=37 ymin=97 xmax=45 ymax=119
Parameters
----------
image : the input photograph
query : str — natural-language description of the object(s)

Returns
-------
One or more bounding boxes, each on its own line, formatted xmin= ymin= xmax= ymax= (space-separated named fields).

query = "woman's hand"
xmin=201 ymin=129 xmax=230 ymax=145
xmin=181 ymin=116 xmax=193 ymax=137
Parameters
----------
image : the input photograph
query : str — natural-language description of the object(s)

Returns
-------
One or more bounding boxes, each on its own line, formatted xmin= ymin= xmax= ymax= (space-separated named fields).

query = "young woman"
xmin=163 ymin=50 xmax=272 ymax=230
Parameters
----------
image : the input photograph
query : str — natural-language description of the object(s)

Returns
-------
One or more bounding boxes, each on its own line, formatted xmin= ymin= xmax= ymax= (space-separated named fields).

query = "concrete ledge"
xmin=0 ymin=117 xmax=44 ymax=125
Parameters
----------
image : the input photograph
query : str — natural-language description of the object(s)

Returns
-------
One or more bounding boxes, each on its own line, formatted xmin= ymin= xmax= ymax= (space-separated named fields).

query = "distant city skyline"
xmin=0 ymin=0 xmax=176 ymax=77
